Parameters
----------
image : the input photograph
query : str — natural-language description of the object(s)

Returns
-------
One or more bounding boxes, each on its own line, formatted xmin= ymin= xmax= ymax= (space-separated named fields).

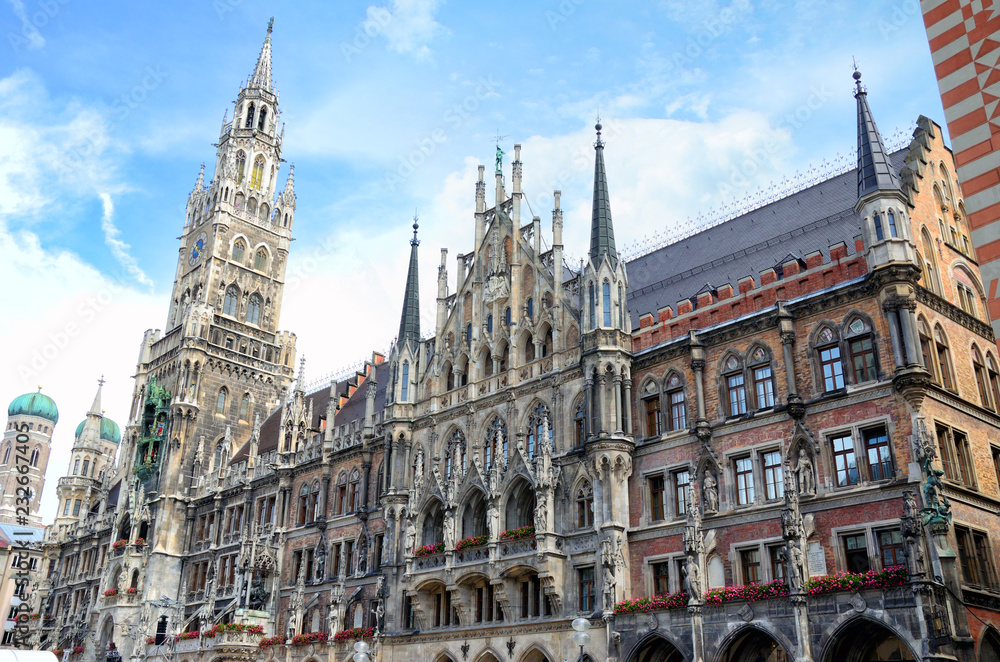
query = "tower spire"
xmin=295 ymin=355 xmax=306 ymax=394
xmin=88 ymin=376 xmax=105 ymax=417
xmin=589 ymin=119 xmax=618 ymax=267
xmin=397 ymin=216 xmax=421 ymax=349
xmin=854 ymin=68 xmax=900 ymax=200
xmin=250 ymin=18 xmax=274 ymax=91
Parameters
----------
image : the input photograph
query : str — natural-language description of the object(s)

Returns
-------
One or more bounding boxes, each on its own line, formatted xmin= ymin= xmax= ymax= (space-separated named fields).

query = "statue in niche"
xmin=684 ymin=556 xmax=701 ymax=597
xmin=703 ymin=471 xmax=718 ymax=513
xmin=795 ymin=448 xmax=815 ymax=496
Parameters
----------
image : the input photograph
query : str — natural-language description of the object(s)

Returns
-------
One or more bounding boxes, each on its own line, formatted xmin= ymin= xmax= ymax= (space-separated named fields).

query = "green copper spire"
xmin=398 ymin=216 xmax=421 ymax=348
xmin=590 ymin=120 xmax=618 ymax=267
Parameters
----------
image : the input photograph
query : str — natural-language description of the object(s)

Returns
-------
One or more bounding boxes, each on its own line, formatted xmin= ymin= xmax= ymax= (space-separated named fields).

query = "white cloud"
xmin=363 ymin=0 xmax=448 ymax=61
xmin=6 ymin=0 xmax=45 ymax=50
xmin=0 ymin=228 xmax=161 ymax=525
xmin=99 ymin=193 xmax=154 ymax=291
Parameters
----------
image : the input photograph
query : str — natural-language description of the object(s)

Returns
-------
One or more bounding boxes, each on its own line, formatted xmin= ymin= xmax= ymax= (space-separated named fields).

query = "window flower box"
xmin=258 ymin=636 xmax=286 ymax=649
xmin=703 ymin=579 xmax=789 ymax=605
xmin=103 ymin=589 xmax=118 ymax=597
xmin=333 ymin=627 xmax=375 ymax=643
xmin=174 ymin=631 xmax=200 ymax=641
xmin=615 ymin=591 xmax=689 ymax=614
xmin=455 ymin=535 xmax=487 ymax=551
xmin=112 ymin=539 xmax=128 ymax=550
xmin=71 ymin=647 xmax=84 ymax=655
xmin=126 ymin=587 xmax=138 ymax=595
xmin=805 ymin=565 xmax=907 ymax=595
xmin=413 ymin=542 xmax=444 ymax=557
xmin=145 ymin=638 xmax=155 ymax=646
xmin=499 ymin=525 xmax=534 ymax=541
xmin=133 ymin=538 xmax=145 ymax=546
xmin=289 ymin=631 xmax=328 ymax=646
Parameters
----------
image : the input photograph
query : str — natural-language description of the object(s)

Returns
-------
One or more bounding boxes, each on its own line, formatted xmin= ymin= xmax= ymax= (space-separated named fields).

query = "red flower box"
xmin=615 ymin=591 xmax=689 ymax=614
xmin=258 ymin=636 xmax=285 ymax=649
xmin=103 ymin=589 xmax=118 ymax=597
xmin=413 ymin=542 xmax=444 ymax=557
xmin=333 ymin=627 xmax=375 ymax=643
xmin=703 ymin=579 xmax=789 ymax=605
xmin=455 ymin=535 xmax=487 ymax=551
xmin=289 ymin=631 xmax=328 ymax=646
xmin=499 ymin=525 xmax=534 ymax=541
xmin=805 ymin=565 xmax=908 ymax=595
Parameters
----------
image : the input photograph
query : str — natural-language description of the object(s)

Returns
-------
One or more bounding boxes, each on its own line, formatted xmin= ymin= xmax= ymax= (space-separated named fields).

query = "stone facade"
xmin=27 ymin=25 xmax=1000 ymax=662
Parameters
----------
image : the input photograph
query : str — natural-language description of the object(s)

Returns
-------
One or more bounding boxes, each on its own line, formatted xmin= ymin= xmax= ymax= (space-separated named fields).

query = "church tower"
xmin=54 ymin=380 xmax=120 ymax=526
xmin=117 ymin=19 xmax=299 ymax=605
xmin=579 ymin=121 xmax=634 ymax=608
xmin=0 ymin=390 xmax=58 ymax=526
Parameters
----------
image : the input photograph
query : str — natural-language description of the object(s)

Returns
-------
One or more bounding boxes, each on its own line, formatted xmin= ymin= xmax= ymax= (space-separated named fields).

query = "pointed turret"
xmin=250 ymin=18 xmax=274 ymax=91
xmin=398 ymin=217 xmax=421 ymax=349
xmin=192 ymin=164 xmax=205 ymax=194
xmin=295 ymin=355 xmax=307 ymax=394
xmin=590 ymin=121 xmax=618 ymax=268
xmin=854 ymin=70 xmax=900 ymax=200
xmin=282 ymin=164 xmax=296 ymax=201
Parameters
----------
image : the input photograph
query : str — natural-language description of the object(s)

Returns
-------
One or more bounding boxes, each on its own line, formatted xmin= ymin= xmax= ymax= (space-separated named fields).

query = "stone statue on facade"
xmin=786 ymin=541 xmax=803 ymax=592
xmin=685 ymin=556 xmax=701 ymax=597
xmin=795 ymin=448 xmax=815 ymax=496
xmin=702 ymin=471 xmax=718 ymax=513
xmin=443 ymin=511 xmax=455 ymax=551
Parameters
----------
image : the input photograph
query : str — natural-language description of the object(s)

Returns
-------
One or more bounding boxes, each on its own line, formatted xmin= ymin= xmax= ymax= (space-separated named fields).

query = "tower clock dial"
xmin=189 ymin=232 xmax=208 ymax=266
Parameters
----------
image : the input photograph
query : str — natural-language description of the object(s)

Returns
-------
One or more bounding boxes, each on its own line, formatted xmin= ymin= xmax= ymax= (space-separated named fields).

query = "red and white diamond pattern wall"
xmin=922 ymin=0 xmax=1000 ymax=346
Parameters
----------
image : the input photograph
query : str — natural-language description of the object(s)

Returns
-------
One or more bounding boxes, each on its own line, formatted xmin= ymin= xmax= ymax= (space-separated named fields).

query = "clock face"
xmin=189 ymin=233 xmax=207 ymax=266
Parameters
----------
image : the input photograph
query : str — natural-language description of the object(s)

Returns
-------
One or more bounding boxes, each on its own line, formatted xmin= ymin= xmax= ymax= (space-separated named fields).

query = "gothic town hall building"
xmin=25 ymin=24 xmax=1000 ymax=662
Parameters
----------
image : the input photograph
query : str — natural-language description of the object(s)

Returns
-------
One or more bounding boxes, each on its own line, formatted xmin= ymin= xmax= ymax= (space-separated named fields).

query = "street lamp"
xmin=353 ymin=640 xmax=370 ymax=662
xmin=571 ymin=618 xmax=590 ymax=662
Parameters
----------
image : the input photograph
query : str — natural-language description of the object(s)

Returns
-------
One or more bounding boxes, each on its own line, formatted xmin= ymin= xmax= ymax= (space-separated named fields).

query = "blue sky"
xmin=1 ymin=0 xmax=941 ymax=522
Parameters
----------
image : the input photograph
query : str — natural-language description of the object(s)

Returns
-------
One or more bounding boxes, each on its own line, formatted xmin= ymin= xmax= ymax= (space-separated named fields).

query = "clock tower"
xmin=119 ymin=19 xmax=298 ymax=604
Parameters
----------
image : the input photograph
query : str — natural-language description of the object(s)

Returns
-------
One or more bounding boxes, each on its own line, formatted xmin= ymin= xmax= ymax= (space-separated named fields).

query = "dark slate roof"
xmin=398 ymin=223 xmax=421 ymax=348
xmin=230 ymin=360 xmax=389 ymax=464
xmin=625 ymin=149 xmax=907 ymax=327
xmin=590 ymin=123 xmax=618 ymax=267
xmin=855 ymin=74 xmax=900 ymax=199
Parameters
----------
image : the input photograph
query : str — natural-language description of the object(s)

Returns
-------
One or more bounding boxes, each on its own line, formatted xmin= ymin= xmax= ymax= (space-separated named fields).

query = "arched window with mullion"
xmin=815 ymin=326 xmax=845 ymax=392
xmin=223 ymin=285 xmax=240 ymax=317
xmin=215 ymin=387 xmax=228 ymax=416
xmin=747 ymin=346 xmax=774 ymax=410
xmin=974 ymin=347 xmax=992 ymax=410
xmin=602 ymin=280 xmax=612 ymax=327
xmin=845 ymin=317 xmax=877 ymax=384
xmin=247 ymin=293 xmax=263 ymax=325
xmin=722 ymin=354 xmax=746 ymax=416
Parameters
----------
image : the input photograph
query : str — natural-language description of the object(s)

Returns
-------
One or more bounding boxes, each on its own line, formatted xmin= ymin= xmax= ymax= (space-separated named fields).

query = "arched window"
xmin=873 ymin=212 xmax=884 ymax=241
xmin=29 ymin=448 xmax=39 ymax=467
xmin=2 ymin=445 xmax=10 ymax=465
xmin=588 ymin=283 xmax=595 ymax=330
xmin=934 ymin=325 xmax=955 ymax=391
xmin=257 ymin=106 xmax=267 ymax=131
xmin=526 ymin=404 xmax=552 ymax=460
xmin=918 ymin=318 xmax=936 ymax=378
xmin=247 ymin=293 xmax=262 ymax=325
xmin=216 ymin=388 xmax=228 ymax=415
xmin=815 ymin=326 xmax=845 ymax=392
xmin=641 ymin=381 xmax=661 ymax=437
xmin=487 ymin=314 xmax=493 ymax=333
xmin=223 ymin=285 xmax=240 ymax=316
xmin=505 ymin=307 xmax=511 ymax=326
xmin=574 ymin=402 xmax=586 ymax=447
xmin=348 ymin=470 xmax=361 ymax=512
xmin=576 ymin=482 xmax=594 ymax=528
xmin=920 ymin=228 xmax=940 ymax=294
xmin=723 ymin=354 xmax=746 ymax=416
xmin=466 ymin=323 xmax=472 ymax=342
xmin=231 ymin=240 xmax=246 ymax=263
xmin=618 ymin=284 xmax=625 ymax=329
xmin=665 ymin=373 xmax=686 ymax=431
xmin=73 ymin=459 xmax=79 ymax=475
xmin=239 ymin=393 xmax=251 ymax=422
xmin=844 ymin=317 xmax=877 ymax=384
xmin=310 ymin=482 xmax=321 ymax=521
xmin=988 ymin=354 xmax=1000 ymax=412
xmin=602 ymin=281 xmax=612 ymax=327
xmin=400 ymin=362 xmax=410 ymax=402
xmin=527 ymin=297 xmax=534 ymax=319
xmin=236 ymin=151 xmax=246 ymax=185
xmin=244 ymin=103 xmax=255 ymax=129
xmin=297 ymin=483 xmax=309 ymax=526
xmin=81 ymin=459 xmax=89 ymax=476
xmin=887 ymin=209 xmax=898 ymax=237
xmin=254 ymin=249 xmax=267 ymax=270
xmin=748 ymin=346 xmax=774 ymax=409
xmin=973 ymin=347 xmax=992 ymax=410
xmin=336 ymin=473 xmax=349 ymax=514
xmin=250 ymin=156 xmax=265 ymax=189
xmin=484 ymin=417 xmax=507 ymax=468
xmin=523 ymin=333 xmax=535 ymax=363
